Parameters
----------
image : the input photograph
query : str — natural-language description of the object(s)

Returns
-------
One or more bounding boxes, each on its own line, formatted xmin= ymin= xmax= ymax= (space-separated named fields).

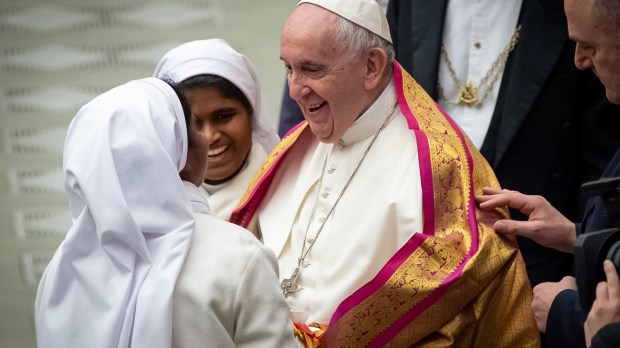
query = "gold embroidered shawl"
xmin=231 ymin=62 xmax=540 ymax=347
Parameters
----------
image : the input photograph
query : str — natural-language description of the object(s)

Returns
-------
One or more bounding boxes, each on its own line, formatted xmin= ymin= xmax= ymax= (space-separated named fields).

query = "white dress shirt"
xmin=438 ymin=0 xmax=523 ymax=148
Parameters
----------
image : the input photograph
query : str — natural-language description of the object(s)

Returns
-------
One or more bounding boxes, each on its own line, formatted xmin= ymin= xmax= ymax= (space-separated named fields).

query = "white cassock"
xmin=250 ymin=80 xmax=425 ymax=324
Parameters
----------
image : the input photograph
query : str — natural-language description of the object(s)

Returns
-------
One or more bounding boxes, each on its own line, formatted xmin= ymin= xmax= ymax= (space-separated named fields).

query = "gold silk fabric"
xmin=231 ymin=62 xmax=540 ymax=347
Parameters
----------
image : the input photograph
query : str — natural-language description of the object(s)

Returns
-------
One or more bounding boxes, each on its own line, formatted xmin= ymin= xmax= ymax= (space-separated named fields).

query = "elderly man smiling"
xmin=231 ymin=0 xmax=539 ymax=346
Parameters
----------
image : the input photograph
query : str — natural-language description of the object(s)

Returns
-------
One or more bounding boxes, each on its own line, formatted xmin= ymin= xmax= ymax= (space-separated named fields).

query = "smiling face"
xmin=280 ymin=4 xmax=376 ymax=143
xmin=185 ymin=87 xmax=252 ymax=185
xmin=565 ymin=0 xmax=620 ymax=104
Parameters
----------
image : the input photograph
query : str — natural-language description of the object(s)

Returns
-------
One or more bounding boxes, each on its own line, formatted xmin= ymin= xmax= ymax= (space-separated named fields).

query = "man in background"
xmin=478 ymin=1 xmax=620 ymax=346
xmin=386 ymin=0 xmax=620 ymax=287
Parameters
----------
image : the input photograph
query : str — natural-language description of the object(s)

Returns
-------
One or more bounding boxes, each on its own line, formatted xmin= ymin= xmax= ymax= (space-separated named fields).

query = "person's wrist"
xmin=561 ymin=223 xmax=577 ymax=254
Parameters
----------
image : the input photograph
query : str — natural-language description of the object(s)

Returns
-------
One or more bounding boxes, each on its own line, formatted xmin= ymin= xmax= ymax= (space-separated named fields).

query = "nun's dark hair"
xmin=179 ymin=74 xmax=253 ymax=117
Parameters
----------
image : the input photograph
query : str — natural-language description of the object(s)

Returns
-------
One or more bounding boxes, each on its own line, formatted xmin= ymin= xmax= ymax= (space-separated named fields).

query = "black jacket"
xmin=544 ymin=149 xmax=620 ymax=348
xmin=387 ymin=0 xmax=620 ymax=286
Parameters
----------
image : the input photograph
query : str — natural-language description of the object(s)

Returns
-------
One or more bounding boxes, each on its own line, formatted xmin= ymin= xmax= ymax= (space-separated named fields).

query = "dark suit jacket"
xmin=592 ymin=323 xmax=620 ymax=348
xmin=544 ymin=149 xmax=620 ymax=348
xmin=387 ymin=0 xmax=620 ymax=286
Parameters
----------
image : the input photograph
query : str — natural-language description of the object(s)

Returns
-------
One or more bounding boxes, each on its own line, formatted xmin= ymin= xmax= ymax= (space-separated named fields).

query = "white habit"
xmin=174 ymin=182 xmax=296 ymax=347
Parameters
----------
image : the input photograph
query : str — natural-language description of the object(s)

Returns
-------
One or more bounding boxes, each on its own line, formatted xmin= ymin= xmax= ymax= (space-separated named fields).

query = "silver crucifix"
xmin=281 ymin=266 xmax=301 ymax=298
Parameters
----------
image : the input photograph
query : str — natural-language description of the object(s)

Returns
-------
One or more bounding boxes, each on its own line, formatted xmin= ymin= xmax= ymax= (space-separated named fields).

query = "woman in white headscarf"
xmin=34 ymin=78 xmax=295 ymax=347
xmin=154 ymin=38 xmax=280 ymax=221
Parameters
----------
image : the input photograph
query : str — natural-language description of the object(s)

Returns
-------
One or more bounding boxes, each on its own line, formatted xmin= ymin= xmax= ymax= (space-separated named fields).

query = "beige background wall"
xmin=0 ymin=1 xmax=294 ymax=346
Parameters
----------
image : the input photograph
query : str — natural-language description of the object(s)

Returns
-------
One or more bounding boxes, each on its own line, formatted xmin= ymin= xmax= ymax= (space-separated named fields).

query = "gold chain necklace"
xmin=437 ymin=25 xmax=521 ymax=107
xmin=280 ymin=101 xmax=398 ymax=298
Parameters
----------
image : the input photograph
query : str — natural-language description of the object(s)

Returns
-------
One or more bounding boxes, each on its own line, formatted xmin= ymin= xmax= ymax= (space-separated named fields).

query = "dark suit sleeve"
xmin=386 ymin=0 xmax=399 ymax=49
xmin=576 ymin=222 xmax=584 ymax=236
xmin=543 ymin=289 xmax=586 ymax=348
xmin=386 ymin=0 xmax=413 ymax=73
xmin=577 ymin=72 xmax=620 ymax=193
xmin=591 ymin=323 xmax=620 ymax=348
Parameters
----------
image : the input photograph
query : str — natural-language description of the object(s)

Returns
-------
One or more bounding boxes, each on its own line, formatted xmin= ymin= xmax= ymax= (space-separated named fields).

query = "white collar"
xmin=339 ymin=79 xmax=396 ymax=147
xmin=184 ymin=180 xmax=211 ymax=215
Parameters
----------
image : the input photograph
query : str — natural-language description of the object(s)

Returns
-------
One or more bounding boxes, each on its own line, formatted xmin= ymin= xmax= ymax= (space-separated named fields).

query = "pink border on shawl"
xmin=328 ymin=62 xmax=481 ymax=346
xmin=230 ymin=121 xmax=307 ymax=227
xmin=393 ymin=61 xmax=436 ymax=237
xmin=283 ymin=119 xmax=306 ymax=138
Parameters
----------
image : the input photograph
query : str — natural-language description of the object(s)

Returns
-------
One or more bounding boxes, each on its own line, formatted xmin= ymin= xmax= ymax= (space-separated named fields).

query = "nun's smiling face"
xmin=186 ymin=87 xmax=253 ymax=185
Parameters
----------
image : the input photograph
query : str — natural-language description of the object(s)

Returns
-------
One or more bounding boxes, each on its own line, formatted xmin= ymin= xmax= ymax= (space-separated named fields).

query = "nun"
xmin=34 ymin=77 xmax=295 ymax=347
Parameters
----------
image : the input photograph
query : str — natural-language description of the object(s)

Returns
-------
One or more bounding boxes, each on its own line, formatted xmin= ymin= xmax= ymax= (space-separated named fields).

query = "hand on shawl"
xmin=585 ymin=260 xmax=620 ymax=347
xmin=532 ymin=276 xmax=578 ymax=332
xmin=475 ymin=187 xmax=576 ymax=253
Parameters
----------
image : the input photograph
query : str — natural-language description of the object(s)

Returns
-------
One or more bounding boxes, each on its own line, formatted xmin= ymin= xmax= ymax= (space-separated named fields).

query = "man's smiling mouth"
xmin=307 ymin=101 xmax=326 ymax=112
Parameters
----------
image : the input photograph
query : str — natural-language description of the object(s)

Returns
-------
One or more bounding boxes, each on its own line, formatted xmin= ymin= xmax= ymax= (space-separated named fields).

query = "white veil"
xmin=35 ymin=78 xmax=194 ymax=348
xmin=153 ymin=38 xmax=280 ymax=154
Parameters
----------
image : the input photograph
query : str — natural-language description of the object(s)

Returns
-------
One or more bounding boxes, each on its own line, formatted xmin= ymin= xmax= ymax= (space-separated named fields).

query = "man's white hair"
xmin=333 ymin=16 xmax=395 ymax=73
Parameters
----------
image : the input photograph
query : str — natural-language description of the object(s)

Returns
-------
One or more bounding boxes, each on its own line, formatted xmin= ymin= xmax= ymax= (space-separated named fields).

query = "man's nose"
xmin=574 ymin=44 xmax=592 ymax=71
xmin=288 ymin=73 xmax=311 ymax=101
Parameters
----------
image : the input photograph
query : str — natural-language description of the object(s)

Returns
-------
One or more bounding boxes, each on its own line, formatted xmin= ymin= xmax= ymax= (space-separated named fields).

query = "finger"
xmin=604 ymin=260 xmax=619 ymax=297
xmin=584 ymin=320 xmax=594 ymax=348
xmin=494 ymin=219 xmax=536 ymax=239
xmin=481 ymin=190 xmax=537 ymax=215
xmin=477 ymin=195 xmax=512 ymax=209
xmin=534 ymin=312 xmax=547 ymax=333
xmin=477 ymin=209 xmax=502 ymax=227
xmin=476 ymin=188 xmax=507 ymax=206
xmin=474 ymin=194 xmax=491 ymax=204
xmin=482 ymin=187 xmax=502 ymax=195
xmin=595 ymin=280 xmax=609 ymax=303
xmin=474 ymin=194 xmax=492 ymax=203
xmin=530 ymin=295 xmax=547 ymax=331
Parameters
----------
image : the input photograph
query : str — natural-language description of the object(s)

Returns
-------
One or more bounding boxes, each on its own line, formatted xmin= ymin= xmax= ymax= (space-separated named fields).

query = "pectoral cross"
xmin=281 ymin=266 xmax=301 ymax=298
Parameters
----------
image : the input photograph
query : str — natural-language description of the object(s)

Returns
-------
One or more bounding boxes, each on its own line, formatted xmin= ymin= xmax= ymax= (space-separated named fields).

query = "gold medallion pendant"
xmin=458 ymin=80 xmax=478 ymax=106
xmin=438 ymin=25 xmax=521 ymax=108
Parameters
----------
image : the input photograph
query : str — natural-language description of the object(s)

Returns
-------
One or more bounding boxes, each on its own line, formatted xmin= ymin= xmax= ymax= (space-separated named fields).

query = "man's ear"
xmin=363 ymin=47 xmax=388 ymax=90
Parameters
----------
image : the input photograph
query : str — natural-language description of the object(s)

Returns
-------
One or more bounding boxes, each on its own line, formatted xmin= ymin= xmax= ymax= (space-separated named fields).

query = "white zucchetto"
xmin=298 ymin=0 xmax=392 ymax=43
